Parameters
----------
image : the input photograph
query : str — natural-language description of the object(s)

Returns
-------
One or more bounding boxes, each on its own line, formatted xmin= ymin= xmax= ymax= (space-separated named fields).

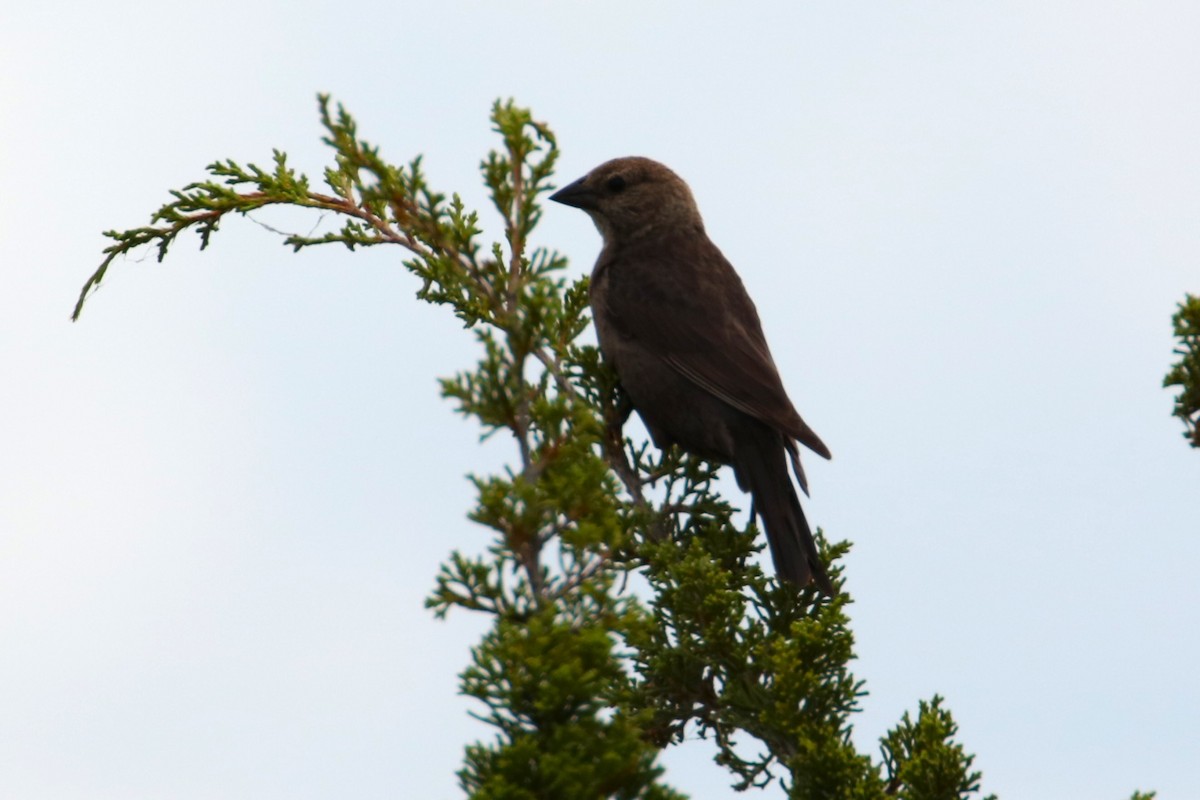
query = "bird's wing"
xmin=597 ymin=232 xmax=831 ymax=461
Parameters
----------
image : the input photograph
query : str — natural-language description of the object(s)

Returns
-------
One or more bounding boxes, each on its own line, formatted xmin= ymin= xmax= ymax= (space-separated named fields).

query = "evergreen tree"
xmin=1164 ymin=294 xmax=1200 ymax=448
xmin=75 ymin=96 xmax=1155 ymax=800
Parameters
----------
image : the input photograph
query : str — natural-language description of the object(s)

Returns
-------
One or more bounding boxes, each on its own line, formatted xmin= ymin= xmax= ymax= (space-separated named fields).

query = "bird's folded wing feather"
xmin=597 ymin=234 xmax=830 ymax=460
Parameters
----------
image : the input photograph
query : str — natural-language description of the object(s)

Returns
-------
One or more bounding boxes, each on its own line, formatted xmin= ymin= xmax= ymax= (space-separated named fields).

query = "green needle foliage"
xmin=1164 ymin=294 xmax=1200 ymax=448
xmin=78 ymin=95 xmax=1027 ymax=799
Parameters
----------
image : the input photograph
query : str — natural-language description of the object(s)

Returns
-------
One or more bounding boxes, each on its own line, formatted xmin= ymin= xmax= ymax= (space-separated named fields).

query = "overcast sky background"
xmin=3 ymin=2 xmax=1198 ymax=798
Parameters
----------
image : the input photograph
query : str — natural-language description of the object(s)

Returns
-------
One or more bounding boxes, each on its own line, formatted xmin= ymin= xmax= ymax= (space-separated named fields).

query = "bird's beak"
xmin=549 ymin=176 xmax=597 ymax=210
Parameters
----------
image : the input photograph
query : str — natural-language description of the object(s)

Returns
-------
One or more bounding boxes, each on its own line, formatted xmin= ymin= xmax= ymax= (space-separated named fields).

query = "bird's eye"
xmin=606 ymin=175 xmax=627 ymax=193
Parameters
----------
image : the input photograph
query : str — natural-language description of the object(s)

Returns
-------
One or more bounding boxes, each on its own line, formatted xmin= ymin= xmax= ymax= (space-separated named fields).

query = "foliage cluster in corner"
xmin=1164 ymin=293 xmax=1200 ymax=448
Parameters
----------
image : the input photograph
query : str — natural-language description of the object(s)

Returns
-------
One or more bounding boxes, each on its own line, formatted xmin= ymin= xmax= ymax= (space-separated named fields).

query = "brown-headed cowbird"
xmin=550 ymin=157 xmax=834 ymax=594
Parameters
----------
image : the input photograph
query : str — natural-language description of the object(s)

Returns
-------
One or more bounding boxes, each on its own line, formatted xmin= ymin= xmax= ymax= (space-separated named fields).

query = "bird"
xmin=550 ymin=157 xmax=835 ymax=594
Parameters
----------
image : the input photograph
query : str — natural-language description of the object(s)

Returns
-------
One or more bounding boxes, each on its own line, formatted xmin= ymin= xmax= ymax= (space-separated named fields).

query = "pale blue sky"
xmin=3 ymin=2 xmax=1198 ymax=798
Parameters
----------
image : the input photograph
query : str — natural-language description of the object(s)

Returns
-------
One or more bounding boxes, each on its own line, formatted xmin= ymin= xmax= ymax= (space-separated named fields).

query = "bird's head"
xmin=549 ymin=157 xmax=703 ymax=242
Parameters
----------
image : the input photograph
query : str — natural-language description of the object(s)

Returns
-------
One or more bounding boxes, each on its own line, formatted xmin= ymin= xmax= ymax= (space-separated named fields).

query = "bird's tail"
xmin=735 ymin=422 xmax=835 ymax=595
